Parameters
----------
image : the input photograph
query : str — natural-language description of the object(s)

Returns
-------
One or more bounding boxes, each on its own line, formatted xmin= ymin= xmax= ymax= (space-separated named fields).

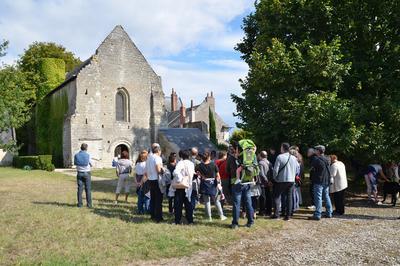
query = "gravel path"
xmin=141 ymin=195 xmax=400 ymax=266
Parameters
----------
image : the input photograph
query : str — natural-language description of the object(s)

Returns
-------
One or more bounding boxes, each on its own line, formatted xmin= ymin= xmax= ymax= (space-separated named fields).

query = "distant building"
xmin=165 ymin=89 xmax=231 ymax=144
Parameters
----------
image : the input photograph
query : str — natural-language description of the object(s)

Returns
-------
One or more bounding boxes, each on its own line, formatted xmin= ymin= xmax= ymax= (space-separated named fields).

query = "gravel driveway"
xmin=142 ymin=195 xmax=400 ymax=266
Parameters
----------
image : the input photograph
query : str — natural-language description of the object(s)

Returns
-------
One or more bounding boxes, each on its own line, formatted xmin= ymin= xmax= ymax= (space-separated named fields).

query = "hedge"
xmin=14 ymin=155 xmax=55 ymax=171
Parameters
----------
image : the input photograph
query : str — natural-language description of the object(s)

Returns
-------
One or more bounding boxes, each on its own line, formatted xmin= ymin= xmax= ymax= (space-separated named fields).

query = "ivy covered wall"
xmin=37 ymin=58 xmax=65 ymax=101
xmin=35 ymin=90 xmax=69 ymax=167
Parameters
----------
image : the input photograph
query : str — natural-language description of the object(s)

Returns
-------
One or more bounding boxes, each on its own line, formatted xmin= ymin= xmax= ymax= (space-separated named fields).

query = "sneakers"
xmin=270 ymin=215 xmax=279 ymax=219
xmin=230 ymin=224 xmax=239 ymax=229
xmin=283 ymin=216 xmax=290 ymax=221
xmin=220 ymin=215 xmax=228 ymax=221
xmin=246 ymin=223 xmax=253 ymax=228
xmin=308 ymin=216 xmax=321 ymax=221
xmin=307 ymin=205 xmax=316 ymax=210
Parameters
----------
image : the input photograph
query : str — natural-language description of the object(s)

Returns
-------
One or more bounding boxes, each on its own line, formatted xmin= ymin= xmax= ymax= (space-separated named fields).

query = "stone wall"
xmin=68 ymin=26 xmax=165 ymax=168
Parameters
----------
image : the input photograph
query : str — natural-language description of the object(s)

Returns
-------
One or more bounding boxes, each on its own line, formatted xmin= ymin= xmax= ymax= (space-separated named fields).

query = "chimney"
xmin=171 ymin=88 xmax=178 ymax=112
xmin=179 ymin=98 xmax=186 ymax=128
xmin=189 ymin=99 xmax=195 ymax=122
xmin=205 ymin=91 xmax=215 ymax=111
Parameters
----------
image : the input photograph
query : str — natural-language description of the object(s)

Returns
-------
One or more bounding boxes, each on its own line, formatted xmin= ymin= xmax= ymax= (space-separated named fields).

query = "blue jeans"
xmin=313 ymin=183 xmax=332 ymax=218
xmin=232 ymin=183 xmax=254 ymax=226
xmin=137 ymin=187 xmax=150 ymax=214
xmin=77 ymin=171 xmax=92 ymax=207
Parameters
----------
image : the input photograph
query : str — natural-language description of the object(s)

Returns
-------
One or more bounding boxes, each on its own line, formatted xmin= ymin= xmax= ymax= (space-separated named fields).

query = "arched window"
xmin=115 ymin=88 xmax=129 ymax=122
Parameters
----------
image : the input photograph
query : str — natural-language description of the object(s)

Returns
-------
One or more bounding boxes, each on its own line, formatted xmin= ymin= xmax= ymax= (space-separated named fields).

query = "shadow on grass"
xmin=91 ymin=179 xmax=118 ymax=194
xmin=92 ymin=206 xmax=148 ymax=223
xmin=32 ymin=201 xmax=77 ymax=208
xmin=334 ymin=214 xmax=399 ymax=221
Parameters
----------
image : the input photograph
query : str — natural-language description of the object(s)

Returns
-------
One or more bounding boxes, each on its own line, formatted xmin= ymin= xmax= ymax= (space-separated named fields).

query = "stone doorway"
xmin=114 ymin=144 xmax=129 ymax=158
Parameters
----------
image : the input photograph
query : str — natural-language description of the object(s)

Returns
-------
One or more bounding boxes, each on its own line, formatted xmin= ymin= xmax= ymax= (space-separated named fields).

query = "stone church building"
xmin=45 ymin=25 xmax=165 ymax=168
xmin=23 ymin=25 xmax=229 ymax=168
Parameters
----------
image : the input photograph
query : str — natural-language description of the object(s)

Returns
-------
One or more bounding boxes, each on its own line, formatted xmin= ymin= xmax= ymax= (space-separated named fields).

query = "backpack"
xmin=238 ymin=139 xmax=259 ymax=183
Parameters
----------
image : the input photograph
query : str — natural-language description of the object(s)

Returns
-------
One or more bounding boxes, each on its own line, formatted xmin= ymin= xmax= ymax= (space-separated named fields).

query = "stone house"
xmin=165 ymin=89 xmax=231 ymax=144
xmin=36 ymin=25 xmax=165 ymax=167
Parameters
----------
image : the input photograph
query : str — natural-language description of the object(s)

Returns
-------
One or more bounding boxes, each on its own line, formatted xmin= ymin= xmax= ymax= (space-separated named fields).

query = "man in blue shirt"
xmin=74 ymin=143 xmax=93 ymax=208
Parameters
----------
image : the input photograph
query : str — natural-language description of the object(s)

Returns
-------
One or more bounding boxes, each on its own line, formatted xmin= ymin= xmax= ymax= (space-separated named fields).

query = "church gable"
xmin=95 ymin=25 xmax=159 ymax=80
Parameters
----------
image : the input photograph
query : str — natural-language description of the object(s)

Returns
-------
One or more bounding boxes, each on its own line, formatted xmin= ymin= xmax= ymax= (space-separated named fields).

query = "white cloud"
xmin=0 ymin=0 xmax=253 ymax=61
xmin=207 ymin=59 xmax=248 ymax=70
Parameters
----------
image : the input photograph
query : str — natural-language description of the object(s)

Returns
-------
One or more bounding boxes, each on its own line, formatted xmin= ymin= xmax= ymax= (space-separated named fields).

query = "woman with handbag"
xmin=172 ymin=150 xmax=195 ymax=225
xmin=115 ymin=150 xmax=133 ymax=204
xmin=196 ymin=151 xmax=227 ymax=221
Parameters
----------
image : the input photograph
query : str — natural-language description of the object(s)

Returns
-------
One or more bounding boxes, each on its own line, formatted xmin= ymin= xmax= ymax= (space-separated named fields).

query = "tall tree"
xmin=0 ymin=41 xmax=35 ymax=151
xmin=18 ymin=42 xmax=81 ymax=101
xmin=209 ymin=107 xmax=218 ymax=145
xmin=233 ymin=0 xmax=400 ymax=164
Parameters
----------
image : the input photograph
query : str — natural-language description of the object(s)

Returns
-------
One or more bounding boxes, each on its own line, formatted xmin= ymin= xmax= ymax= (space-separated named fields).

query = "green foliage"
xmin=19 ymin=42 xmax=80 ymax=74
xmin=18 ymin=42 xmax=81 ymax=102
xmin=38 ymin=155 xmax=55 ymax=171
xmin=234 ymin=0 xmax=400 ymax=164
xmin=37 ymin=58 xmax=65 ymax=100
xmin=0 ymin=39 xmax=9 ymax=57
xmin=14 ymin=156 xmax=41 ymax=169
xmin=229 ymin=129 xmax=254 ymax=144
xmin=13 ymin=155 xmax=55 ymax=171
xmin=0 ymin=65 xmax=36 ymax=133
xmin=35 ymin=91 xmax=69 ymax=167
xmin=209 ymin=107 xmax=217 ymax=145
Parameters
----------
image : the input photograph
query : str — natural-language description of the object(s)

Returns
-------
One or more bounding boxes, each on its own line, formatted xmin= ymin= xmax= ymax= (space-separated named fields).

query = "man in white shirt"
xmin=74 ymin=143 xmax=93 ymax=208
xmin=145 ymin=143 xmax=164 ymax=222
xmin=272 ymin=143 xmax=299 ymax=221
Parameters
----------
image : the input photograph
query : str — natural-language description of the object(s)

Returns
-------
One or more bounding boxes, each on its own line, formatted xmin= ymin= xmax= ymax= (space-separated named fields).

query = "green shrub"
xmin=43 ymin=163 xmax=55 ymax=172
xmin=13 ymin=155 xmax=55 ymax=171
xmin=14 ymin=156 xmax=41 ymax=169
xmin=38 ymin=155 xmax=52 ymax=167
xmin=38 ymin=155 xmax=55 ymax=172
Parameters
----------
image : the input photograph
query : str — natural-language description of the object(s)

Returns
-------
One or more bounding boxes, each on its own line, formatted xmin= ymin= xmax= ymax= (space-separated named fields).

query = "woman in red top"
xmin=215 ymin=151 xmax=230 ymax=204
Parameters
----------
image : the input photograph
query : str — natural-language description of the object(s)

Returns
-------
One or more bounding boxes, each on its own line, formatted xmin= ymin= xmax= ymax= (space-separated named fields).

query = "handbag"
xmin=172 ymin=164 xmax=190 ymax=189
xmin=200 ymin=178 xmax=217 ymax=196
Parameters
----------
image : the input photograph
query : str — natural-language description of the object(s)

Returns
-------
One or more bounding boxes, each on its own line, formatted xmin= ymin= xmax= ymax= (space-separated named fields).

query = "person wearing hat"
xmin=309 ymin=145 xmax=333 ymax=221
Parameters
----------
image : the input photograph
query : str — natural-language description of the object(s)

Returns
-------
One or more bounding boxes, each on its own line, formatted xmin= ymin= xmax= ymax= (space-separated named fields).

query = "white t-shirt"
xmin=135 ymin=161 xmax=146 ymax=175
xmin=146 ymin=153 xmax=163 ymax=181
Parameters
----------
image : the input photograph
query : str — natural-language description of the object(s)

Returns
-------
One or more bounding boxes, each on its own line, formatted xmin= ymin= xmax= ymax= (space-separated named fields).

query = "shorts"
xmin=116 ymin=173 xmax=130 ymax=194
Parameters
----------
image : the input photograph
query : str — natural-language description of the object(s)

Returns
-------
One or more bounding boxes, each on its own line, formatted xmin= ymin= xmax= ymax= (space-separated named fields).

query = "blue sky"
xmin=0 ymin=0 xmax=254 ymax=128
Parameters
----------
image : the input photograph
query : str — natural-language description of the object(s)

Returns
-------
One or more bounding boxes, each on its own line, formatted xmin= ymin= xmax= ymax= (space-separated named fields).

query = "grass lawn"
xmin=0 ymin=168 xmax=282 ymax=265
xmin=91 ymin=168 xmax=118 ymax=179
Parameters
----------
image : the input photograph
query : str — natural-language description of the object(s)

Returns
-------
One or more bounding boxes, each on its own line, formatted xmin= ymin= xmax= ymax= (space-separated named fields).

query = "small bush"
xmin=14 ymin=156 xmax=41 ymax=169
xmin=38 ymin=155 xmax=52 ymax=168
xmin=14 ymin=155 xmax=55 ymax=171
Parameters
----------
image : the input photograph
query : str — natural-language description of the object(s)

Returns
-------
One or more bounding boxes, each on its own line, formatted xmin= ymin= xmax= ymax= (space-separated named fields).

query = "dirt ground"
xmin=140 ymin=194 xmax=400 ymax=266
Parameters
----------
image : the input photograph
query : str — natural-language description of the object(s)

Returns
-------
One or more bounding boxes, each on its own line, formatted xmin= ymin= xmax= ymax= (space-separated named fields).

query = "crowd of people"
xmin=73 ymin=139 xmax=400 ymax=226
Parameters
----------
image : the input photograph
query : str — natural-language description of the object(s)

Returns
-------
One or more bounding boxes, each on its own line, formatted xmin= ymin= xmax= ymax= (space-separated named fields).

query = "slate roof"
xmin=159 ymin=128 xmax=217 ymax=152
